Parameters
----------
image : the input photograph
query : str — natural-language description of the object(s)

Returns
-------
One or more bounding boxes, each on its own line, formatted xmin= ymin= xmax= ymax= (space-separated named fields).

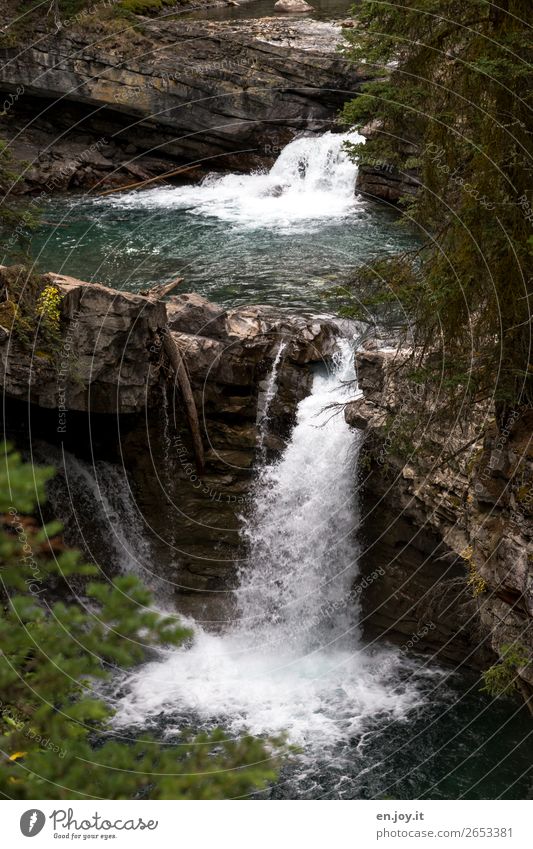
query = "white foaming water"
xmin=256 ymin=340 xmax=287 ymax=454
xmin=104 ymin=132 xmax=363 ymax=229
xmin=113 ymin=343 xmax=428 ymax=749
xmin=241 ymin=340 xmax=359 ymax=645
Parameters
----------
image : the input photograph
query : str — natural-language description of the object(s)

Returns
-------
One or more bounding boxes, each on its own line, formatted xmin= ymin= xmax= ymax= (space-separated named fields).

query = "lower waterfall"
xmin=111 ymin=342 xmax=436 ymax=793
xmin=239 ymin=341 xmax=361 ymax=647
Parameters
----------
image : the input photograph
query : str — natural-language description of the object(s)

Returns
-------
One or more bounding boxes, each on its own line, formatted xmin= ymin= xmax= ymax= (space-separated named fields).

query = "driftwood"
xmin=97 ymin=164 xmax=201 ymax=196
xmin=141 ymin=277 xmax=184 ymax=299
xmin=160 ymin=327 xmax=205 ymax=475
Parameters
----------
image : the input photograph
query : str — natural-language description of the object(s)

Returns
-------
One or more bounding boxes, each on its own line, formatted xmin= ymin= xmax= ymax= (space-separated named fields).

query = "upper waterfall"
xmin=105 ymin=131 xmax=364 ymax=228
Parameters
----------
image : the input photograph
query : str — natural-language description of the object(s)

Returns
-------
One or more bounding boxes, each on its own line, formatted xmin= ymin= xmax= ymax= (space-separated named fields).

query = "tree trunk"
xmin=160 ymin=328 xmax=205 ymax=475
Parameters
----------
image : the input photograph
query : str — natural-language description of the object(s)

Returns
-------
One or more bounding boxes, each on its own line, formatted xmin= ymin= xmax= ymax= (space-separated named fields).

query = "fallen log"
xmin=160 ymin=326 xmax=205 ymax=475
xmin=141 ymin=277 xmax=184 ymax=299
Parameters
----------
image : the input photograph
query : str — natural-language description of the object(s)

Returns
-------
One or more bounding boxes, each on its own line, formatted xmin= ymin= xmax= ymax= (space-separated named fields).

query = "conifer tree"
xmin=342 ymin=0 xmax=532 ymax=417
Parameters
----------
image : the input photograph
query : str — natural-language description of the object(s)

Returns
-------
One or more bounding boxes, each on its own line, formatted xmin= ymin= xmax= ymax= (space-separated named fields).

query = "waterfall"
xmin=112 ymin=341 xmax=427 ymax=753
xmin=256 ymin=340 xmax=287 ymax=454
xmin=103 ymin=131 xmax=364 ymax=228
xmin=44 ymin=449 xmax=164 ymax=593
xmin=241 ymin=340 xmax=359 ymax=647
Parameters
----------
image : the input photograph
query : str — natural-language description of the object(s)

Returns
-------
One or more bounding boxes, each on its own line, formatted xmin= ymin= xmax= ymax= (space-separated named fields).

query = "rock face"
xmin=0 ymin=267 xmax=339 ymax=423
xmin=0 ymin=100 xmax=189 ymax=195
xmin=1 ymin=268 xmax=341 ymax=625
xmin=0 ymin=267 xmax=166 ymax=415
xmin=355 ymin=120 xmax=421 ymax=203
xmin=0 ymin=17 xmax=368 ymax=191
xmin=166 ymin=293 xmax=339 ymax=468
xmin=346 ymin=346 xmax=533 ymax=702
xmin=129 ymin=294 xmax=340 ymax=621
xmin=356 ymin=164 xmax=420 ymax=204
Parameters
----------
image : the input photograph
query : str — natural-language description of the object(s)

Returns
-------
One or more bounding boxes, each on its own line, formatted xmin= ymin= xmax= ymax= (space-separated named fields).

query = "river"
xmin=31 ymin=131 xmax=532 ymax=799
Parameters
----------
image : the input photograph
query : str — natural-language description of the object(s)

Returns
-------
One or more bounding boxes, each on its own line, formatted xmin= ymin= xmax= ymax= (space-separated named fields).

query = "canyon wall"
xmin=0 ymin=266 xmax=340 ymax=622
xmin=346 ymin=347 xmax=533 ymax=701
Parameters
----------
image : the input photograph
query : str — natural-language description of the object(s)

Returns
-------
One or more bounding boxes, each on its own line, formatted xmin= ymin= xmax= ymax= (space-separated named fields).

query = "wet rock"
xmin=169 ymin=300 xmax=340 ymax=459
xmin=225 ymin=304 xmax=339 ymax=364
xmin=344 ymin=398 xmax=386 ymax=430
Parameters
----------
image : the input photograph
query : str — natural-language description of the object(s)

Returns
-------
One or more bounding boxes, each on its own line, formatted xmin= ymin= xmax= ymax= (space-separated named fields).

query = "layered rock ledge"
xmin=354 ymin=119 xmax=421 ymax=204
xmin=0 ymin=17 xmax=368 ymax=192
xmin=0 ymin=266 xmax=338 ymax=419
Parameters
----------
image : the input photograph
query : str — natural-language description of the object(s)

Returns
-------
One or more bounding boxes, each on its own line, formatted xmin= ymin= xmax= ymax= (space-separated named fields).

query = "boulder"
xmin=275 ymin=0 xmax=314 ymax=12
xmin=344 ymin=398 xmax=386 ymax=431
xmin=0 ymin=266 xmax=166 ymax=415
xmin=167 ymin=293 xmax=227 ymax=339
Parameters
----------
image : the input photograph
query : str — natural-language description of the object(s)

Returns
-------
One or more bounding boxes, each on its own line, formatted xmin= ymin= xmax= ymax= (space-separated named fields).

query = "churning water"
xmin=104 ymin=131 xmax=364 ymax=227
xmin=103 ymin=344 xmax=531 ymax=799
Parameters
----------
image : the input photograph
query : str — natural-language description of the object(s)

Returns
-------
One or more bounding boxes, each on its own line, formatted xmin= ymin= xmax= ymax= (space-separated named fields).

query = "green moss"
xmin=0 ymin=267 xmax=63 ymax=355
xmin=482 ymin=643 xmax=530 ymax=698
xmin=118 ymin=0 xmax=167 ymax=12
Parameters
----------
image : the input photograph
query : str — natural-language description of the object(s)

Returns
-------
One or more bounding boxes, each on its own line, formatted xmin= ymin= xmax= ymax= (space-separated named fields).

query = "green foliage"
xmin=342 ymin=1 xmax=533 ymax=416
xmin=481 ymin=643 xmax=529 ymax=698
xmin=36 ymin=284 xmax=63 ymax=332
xmin=0 ymin=444 xmax=281 ymax=798
xmin=2 ymin=0 xmax=189 ymax=39
xmin=459 ymin=546 xmax=487 ymax=597
xmin=0 ymin=139 xmax=33 ymax=257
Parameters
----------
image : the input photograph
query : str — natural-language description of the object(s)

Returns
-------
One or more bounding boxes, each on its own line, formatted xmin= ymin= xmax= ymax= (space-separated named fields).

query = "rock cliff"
xmin=0 ymin=17 xmax=368 ymax=192
xmin=0 ymin=265 xmax=338 ymax=420
xmin=354 ymin=120 xmax=421 ymax=204
xmin=346 ymin=346 xmax=533 ymax=704
xmin=1 ymin=266 xmax=341 ymax=623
